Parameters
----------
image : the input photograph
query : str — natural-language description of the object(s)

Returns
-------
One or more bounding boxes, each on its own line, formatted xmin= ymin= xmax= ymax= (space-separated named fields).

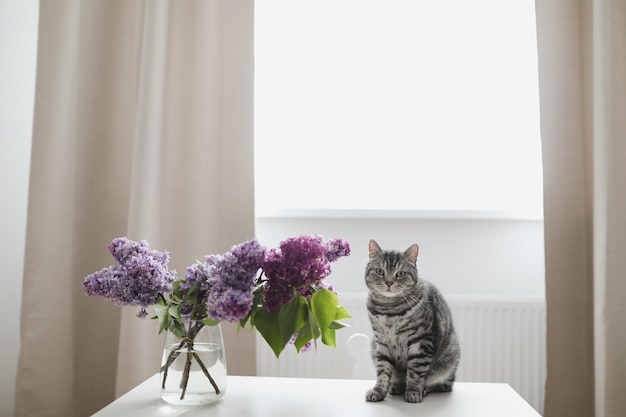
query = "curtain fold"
xmin=114 ymin=0 xmax=169 ymax=396
xmin=15 ymin=1 xmax=255 ymax=416
xmin=536 ymin=1 xmax=626 ymax=416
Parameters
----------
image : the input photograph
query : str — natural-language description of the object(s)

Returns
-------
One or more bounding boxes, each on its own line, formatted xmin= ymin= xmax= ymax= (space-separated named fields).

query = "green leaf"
xmin=168 ymin=305 xmax=182 ymax=321
xmin=154 ymin=304 xmax=170 ymax=334
xmin=201 ymin=317 xmax=220 ymax=327
xmin=185 ymin=282 xmax=198 ymax=297
xmin=328 ymin=320 xmax=349 ymax=330
xmin=278 ymin=295 xmax=308 ymax=344
xmin=294 ymin=303 xmax=322 ymax=352
xmin=243 ymin=287 xmax=265 ymax=328
xmin=294 ymin=333 xmax=312 ymax=352
xmin=239 ymin=314 xmax=251 ymax=329
xmin=169 ymin=280 xmax=184 ymax=302
xmin=254 ymin=308 xmax=285 ymax=358
xmin=335 ymin=305 xmax=351 ymax=320
xmin=294 ymin=321 xmax=314 ymax=352
xmin=325 ymin=305 xmax=351 ymax=331
xmin=310 ymin=289 xmax=339 ymax=333
xmin=321 ymin=327 xmax=336 ymax=348
xmin=169 ymin=318 xmax=187 ymax=339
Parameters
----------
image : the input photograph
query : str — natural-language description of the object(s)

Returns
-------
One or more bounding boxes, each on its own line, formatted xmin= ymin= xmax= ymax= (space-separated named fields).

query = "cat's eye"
xmin=396 ymin=271 xmax=406 ymax=278
xmin=375 ymin=268 xmax=385 ymax=276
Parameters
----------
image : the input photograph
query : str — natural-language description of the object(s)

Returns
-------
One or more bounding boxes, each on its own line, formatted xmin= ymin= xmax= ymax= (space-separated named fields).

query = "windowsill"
xmin=254 ymin=208 xmax=544 ymax=221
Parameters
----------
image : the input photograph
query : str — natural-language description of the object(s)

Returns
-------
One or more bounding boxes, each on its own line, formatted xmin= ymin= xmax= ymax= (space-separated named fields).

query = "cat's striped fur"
xmin=364 ymin=239 xmax=460 ymax=403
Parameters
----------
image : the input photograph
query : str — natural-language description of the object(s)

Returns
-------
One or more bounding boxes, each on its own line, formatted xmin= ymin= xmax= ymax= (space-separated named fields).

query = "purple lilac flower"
xmin=230 ymin=239 xmax=267 ymax=272
xmin=83 ymin=265 xmax=128 ymax=301
xmin=325 ymin=238 xmax=351 ymax=262
xmin=206 ymin=239 xmax=266 ymax=322
xmin=181 ymin=262 xmax=211 ymax=293
xmin=177 ymin=262 xmax=212 ymax=315
xmin=207 ymin=286 xmax=254 ymax=323
xmin=261 ymin=276 xmax=294 ymax=312
xmin=83 ymin=237 xmax=176 ymax=317
xmin=109 ymin=238 xmax=150 ymax=265
xmin=261 ymin=235 xmax=347 ymax=312
xmin=297 ymin=279 xmax=335 ymax=300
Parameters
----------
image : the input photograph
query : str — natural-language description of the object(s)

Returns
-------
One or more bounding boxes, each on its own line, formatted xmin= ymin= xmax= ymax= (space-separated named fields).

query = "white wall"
xmin=0 ymin=1 xmax=38 ymax=416
xmin=256 ymin=214 xmax=545 ymax=297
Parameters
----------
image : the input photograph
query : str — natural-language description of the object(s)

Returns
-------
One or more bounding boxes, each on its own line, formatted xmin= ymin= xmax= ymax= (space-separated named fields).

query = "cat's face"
xmin=365 ymin=240 xmax=419 ymax=298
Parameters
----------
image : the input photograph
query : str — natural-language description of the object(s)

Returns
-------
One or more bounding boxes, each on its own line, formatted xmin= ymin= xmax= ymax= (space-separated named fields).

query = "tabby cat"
xmin=364 ymin=239 xmax=460 ymax=403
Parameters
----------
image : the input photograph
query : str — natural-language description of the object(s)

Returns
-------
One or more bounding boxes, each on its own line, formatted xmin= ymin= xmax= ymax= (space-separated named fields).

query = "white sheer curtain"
xmin=536 ymin=1 xmax=626 ymax=416
xmin=15 ymin=1 xmax=254 ymax=416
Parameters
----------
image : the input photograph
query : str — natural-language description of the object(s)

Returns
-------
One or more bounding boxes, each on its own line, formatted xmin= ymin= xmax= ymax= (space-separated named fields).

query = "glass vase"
xmin=160 ymin=322 xmax=227 ymax=406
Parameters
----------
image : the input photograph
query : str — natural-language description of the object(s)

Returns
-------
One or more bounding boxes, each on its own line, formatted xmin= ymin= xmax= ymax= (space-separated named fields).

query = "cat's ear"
xmin=404 ymin=244 xmax=419 ymax=264
xmin=368 ymin=239 xmax=382 ymax=258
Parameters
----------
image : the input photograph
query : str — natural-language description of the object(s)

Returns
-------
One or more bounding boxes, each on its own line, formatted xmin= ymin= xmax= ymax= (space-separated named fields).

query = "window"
xmin=255 ymin=0 xmax=542 ymax=218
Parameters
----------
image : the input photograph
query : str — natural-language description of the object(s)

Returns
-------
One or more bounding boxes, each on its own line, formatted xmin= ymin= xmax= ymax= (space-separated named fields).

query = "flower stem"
xmin=179 ymin=351 xmax=193 ymax=400
xmin=192 ymin=352 xmax=221 ymax=394
xmin=160 ymin=340 xmax=185 ymax=389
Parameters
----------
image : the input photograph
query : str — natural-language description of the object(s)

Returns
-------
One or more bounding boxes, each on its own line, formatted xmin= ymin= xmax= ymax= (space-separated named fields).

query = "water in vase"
xmin=160 ymin=342 xmax=227 ymax=406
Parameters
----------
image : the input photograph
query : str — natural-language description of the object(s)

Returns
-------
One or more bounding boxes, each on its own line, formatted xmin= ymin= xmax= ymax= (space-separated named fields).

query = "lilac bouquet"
xmin=84 ymin=235 xmax=351 ymax=399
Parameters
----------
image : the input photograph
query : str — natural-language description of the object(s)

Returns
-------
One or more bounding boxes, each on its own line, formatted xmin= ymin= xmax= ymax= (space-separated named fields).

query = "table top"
xmin=92 ymin=375 xmax=541 ymax=417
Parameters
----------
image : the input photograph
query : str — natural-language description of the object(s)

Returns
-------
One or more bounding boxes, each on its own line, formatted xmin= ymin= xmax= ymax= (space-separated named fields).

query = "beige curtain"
xmin=536 ymin=1 xmax=626 ymax=417
xmin=15 ymin=1 xmax=255 ymax=416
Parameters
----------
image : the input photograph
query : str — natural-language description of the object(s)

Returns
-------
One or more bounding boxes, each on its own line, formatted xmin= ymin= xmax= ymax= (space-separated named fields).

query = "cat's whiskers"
xmin=398 ymin=291 xmax=434 ymax=314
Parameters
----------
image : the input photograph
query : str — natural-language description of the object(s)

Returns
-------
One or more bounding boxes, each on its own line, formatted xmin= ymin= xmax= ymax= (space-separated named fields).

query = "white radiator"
xmin=255 ymin=293 xmax=546 ymax=414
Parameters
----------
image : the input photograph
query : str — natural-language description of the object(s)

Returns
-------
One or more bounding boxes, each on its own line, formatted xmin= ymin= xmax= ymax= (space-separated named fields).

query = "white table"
xmin=92 ymin=375 xmax=541 ymax=417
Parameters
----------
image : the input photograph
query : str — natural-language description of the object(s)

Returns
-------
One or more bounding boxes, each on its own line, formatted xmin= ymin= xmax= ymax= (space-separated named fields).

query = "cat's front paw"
xmin=404 ymin=389 xmax=424 ymax=403
xmin=366 ymin=388 xmax=386 ymax=402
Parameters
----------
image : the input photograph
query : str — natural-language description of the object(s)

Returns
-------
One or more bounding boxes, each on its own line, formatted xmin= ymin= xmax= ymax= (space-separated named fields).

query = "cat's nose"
xmin=385 ymin=280 xmax=393 ymax=288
